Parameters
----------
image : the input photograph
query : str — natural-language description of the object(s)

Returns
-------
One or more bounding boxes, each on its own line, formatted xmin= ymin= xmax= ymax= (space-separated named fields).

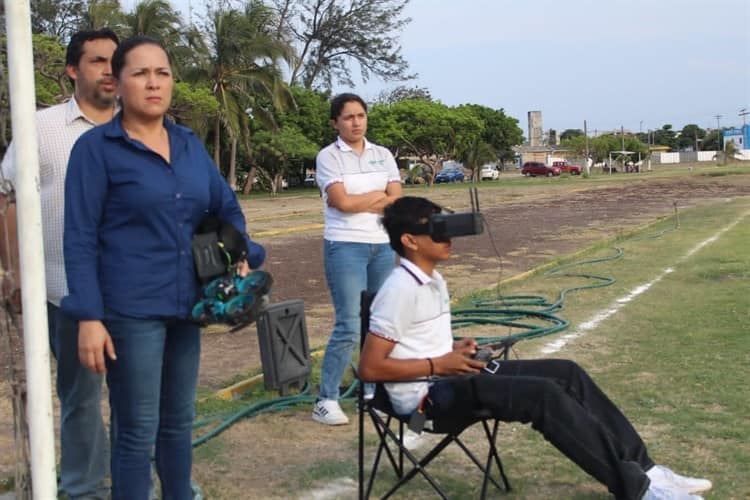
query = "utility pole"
xmin=715 ymin=114 xmax=722 ymax=151
xmin=584 ymin=120 xmax=590 ymax=175
xmin=4 ymin=0 xmax=58 ymax=495
xmin=740 ymin=108 xmax=749 ymax=127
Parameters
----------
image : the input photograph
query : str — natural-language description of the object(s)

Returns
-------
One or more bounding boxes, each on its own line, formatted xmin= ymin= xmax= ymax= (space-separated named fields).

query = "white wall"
xmin=651 ymin=150 xmax=750 ymax=163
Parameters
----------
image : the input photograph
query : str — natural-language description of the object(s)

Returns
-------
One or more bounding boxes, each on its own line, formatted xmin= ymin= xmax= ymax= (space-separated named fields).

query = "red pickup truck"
xmin=551 ymin=161 xmax=582 ymax=175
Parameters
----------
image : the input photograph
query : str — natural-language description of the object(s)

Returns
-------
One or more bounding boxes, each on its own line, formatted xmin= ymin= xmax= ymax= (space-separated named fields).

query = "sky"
xmin=147 ymin=0 xmax=749 ymax=135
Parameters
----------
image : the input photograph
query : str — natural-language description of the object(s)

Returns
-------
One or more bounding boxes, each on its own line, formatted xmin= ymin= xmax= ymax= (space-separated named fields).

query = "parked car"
xmin=434 ymin=167 xmax=465 ymax=183
xmin=480 ymin=164 xmax=500 ymax=180
xmin=551 ymin=161 xmax=582 ymax=175
xmin=521 ymin=162 xmax=561 ymax=177
xmin=304 ymin=173 xmax=317 ymax=187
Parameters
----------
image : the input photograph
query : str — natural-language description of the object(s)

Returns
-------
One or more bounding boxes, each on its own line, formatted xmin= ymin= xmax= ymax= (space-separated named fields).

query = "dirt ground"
xmin=197 ymin=173 xmax=750 ymax=390
xmin=2 ymin=167 xmax=750 ymax=495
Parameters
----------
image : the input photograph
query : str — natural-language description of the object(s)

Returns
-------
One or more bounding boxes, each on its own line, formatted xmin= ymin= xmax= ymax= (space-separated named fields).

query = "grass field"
xmin=2 ymin=163 xmax=749 ymax=497
xmin=332 ymin=199 xmax=749 ymax=499
xmin=190 ymin=192 xmax=749 ymax=498
xmin=238 ymin=161 xmax=750 ymax=202
xmin=476 ymin=197 xmax=750 ymax=499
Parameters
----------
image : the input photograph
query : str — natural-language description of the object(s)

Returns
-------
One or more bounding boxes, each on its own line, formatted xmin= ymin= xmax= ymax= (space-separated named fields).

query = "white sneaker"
xmin=312 ymin=399 xmax=349 ymax=425
xmin=647 ymin=465 xmax=712 ymax=494
xmin=642 ymin=484 xmax=702 ymax=500
xmin=402 ymin=429 xmax=428 ymax=451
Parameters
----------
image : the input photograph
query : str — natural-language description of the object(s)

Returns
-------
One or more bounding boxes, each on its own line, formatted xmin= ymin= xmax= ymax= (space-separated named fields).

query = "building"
xmin=528 ymin=111 xmax=543 ymax=147
xmin=723 ymin=125 xmax=750 ymax=151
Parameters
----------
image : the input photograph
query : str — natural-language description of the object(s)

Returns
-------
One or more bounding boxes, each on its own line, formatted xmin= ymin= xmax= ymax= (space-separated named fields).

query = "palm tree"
xmin=189 ymin=1 xmax=296 ymax=190
xmin=81 ymin=0 xmax=126 ymax=31
xmin=458 ymin=137 xmax=496 ymax=183
xmin=713 ymin=141 xmax=742 ymax=165
xmin=124 ymin=0 xmax=182 ymax=45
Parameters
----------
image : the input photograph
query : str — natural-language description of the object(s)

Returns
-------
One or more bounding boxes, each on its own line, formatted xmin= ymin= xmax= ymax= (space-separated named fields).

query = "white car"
xmin=480 ymin=164 xmax=499 ymax=180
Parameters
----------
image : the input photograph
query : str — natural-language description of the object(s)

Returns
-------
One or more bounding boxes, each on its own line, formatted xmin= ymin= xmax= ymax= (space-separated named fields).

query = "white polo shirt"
xmin=1 ymin=97 xmax=104 ymax=305
xmin=315 ymin=136 xmax=401 ymax=243
xmin=369 ymin=258 xmax=453 ymax=415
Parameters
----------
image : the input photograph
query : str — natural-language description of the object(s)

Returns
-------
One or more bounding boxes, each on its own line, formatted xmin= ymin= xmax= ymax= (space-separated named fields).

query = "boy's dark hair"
xmin=65 ymin=28 xmax=120 ymax=68
xmin=112 ymin=35 xmax=172 ymax=80
xmin=382 ymin=197 xmax=442 ymax=257
xmin=330 ymin=93 xmax=367 ymax=120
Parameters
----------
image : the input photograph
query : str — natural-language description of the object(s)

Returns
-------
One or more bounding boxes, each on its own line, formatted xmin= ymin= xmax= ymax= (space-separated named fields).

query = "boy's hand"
xmin=453 ymin=337 xmax=478 ymax=357
xmin=433 ymin=351 xmax=485 ymax=375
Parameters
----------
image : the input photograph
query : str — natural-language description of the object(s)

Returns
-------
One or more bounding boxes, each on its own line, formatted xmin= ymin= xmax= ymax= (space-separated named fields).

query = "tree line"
xmin=0 ymin=0 xmax=525 ymax=192
xmin=558 ymin=123 xmax=726 ymax=165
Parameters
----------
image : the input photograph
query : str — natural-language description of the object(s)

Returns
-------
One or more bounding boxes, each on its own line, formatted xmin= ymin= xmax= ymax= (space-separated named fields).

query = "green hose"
xmin=451 ymin=247 xmax=622 ymax=345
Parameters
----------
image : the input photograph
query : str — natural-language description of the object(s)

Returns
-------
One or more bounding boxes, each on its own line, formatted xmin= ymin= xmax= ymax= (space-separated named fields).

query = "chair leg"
xmin=366 ymin=411 xmax=417 ymax=497
xmin=363 ymin=412 xmax=511 ymax=498
xmin=449 ymin=421 xmax=511 ymax=497
xmin=365 ymin=411 xmax=452 ymax=499
xmin=381 ymin=434 xmax=455 ymax=500
xmin=366 ymin=413 xmax=395 ymax=498
xmin=482 ymin=419 xmax=511 ymax=492
xmin=369 ymin=413 xmax=402 ymax=477
xmin=452 ymin=435 xmax=507 ymax=495
xmin=358 ymin=394 xmax=365 ymax=500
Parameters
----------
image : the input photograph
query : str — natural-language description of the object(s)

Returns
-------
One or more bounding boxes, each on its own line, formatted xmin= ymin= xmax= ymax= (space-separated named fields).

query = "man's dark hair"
xmin=382 ymin=197 xmax=442 ymax=257
xmin=65 ymin=28 xmax=120 ymax=68
xmin=111 ymin=35 xmax=172 ymax=80
xmin=330 ymin=93 xmax=368 ymax=120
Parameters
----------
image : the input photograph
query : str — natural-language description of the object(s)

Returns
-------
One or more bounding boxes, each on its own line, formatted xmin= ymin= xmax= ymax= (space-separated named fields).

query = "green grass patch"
xmin=192 ymin=194 xmax=750 ymax=498
xmin=486 ymin=199 xmax=750 ymax=498
xmin=297 ymin=198 xmax=750 ymax=498
xmin=701 ymin=168 xmax=750 ymax=177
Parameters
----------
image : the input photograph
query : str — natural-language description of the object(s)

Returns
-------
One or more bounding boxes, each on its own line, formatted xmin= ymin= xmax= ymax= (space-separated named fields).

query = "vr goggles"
xmin=407 ymin=188 xmax=484 ymax=242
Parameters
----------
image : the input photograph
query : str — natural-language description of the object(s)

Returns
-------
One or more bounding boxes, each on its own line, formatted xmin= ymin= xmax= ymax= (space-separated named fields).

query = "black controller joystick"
xmin=472 ymin=348 xmax=493 ymax=362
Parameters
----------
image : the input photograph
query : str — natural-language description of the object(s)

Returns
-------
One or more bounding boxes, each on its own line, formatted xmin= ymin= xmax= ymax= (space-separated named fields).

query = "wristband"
xmin=427 ymin=357 xmax=434 ymax=376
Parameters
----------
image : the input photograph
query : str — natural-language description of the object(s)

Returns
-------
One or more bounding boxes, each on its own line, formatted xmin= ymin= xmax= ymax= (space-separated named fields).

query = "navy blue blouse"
xmin=62 ymin=114 xmax=265 ymax=321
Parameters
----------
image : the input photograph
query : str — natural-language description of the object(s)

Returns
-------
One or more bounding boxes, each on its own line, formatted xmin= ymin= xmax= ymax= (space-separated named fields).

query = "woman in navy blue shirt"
xmin=63 ymin=36 xmax=264 ymax=500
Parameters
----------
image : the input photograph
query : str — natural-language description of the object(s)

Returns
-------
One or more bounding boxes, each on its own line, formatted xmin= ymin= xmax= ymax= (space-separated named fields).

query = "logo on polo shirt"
xmin=369 ymin=159 xmax=385 ymax=166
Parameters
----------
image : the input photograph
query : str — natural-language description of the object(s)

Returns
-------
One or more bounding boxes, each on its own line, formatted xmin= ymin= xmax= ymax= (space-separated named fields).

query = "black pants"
xmin=427 ymin=359 xmax=653 ymax=500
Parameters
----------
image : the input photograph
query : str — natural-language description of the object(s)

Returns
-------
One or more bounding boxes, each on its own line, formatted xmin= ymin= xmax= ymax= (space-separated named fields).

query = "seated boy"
xmin=358 ymin=196 xmax=711 ymax=500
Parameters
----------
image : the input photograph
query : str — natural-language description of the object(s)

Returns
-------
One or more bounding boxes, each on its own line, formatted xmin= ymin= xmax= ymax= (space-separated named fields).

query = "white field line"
xmin=301 ymin=477 xmax=357 ymax=500
xmin=541 ymin=209 xmax=750 ymax=355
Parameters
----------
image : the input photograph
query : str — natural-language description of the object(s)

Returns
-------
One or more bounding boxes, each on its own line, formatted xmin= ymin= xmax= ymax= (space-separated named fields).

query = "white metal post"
xmin=3 ymin=0 xmax=57 ymax=497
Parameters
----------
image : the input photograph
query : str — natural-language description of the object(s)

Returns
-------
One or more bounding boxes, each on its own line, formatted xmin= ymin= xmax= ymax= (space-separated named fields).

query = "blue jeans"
xmin=319 ymin=240 xmax=395 ymax=400
xmin=47 ymin=303 xmax=109 ymax=500
xmin=104 ymin=312 xmax=200 ymax=500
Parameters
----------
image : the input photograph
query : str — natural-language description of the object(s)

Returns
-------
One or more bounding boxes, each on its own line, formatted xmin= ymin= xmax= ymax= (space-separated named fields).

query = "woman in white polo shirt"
xmin=312 ymin=93 xmax=403 ymax=425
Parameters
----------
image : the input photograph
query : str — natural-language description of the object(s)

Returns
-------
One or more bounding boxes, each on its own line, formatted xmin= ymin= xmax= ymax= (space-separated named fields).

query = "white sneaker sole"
xmin=311 ymin=412 xmax=349 ymax=426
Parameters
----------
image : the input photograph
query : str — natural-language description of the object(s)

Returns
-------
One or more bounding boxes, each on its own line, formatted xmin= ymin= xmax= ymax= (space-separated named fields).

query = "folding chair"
xmin=357 ymin=291 xmax=512 ymax=499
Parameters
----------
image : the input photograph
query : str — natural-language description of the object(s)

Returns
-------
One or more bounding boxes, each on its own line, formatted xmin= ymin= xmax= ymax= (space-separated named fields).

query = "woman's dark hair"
xmin=330 ymin=93 xmax=368 ymax=120
xmin=382 ymin=197 xmax=442 ymax=257
xmin=111 ymin=35 xmax=172 ymax=80
xmin=65 ymin=28 xmax=120 ymax=68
